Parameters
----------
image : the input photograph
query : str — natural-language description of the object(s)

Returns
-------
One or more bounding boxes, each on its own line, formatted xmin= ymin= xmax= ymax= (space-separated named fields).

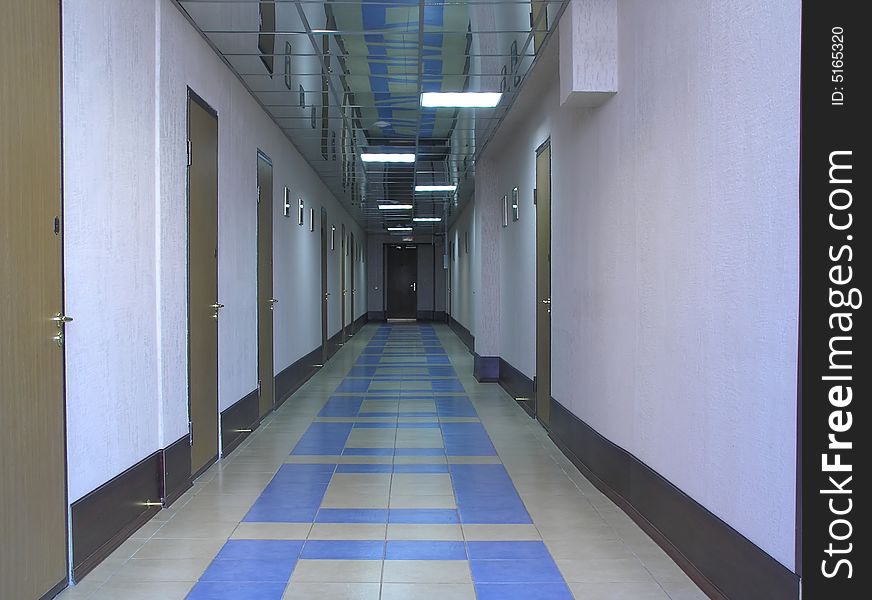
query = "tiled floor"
xmin=57 ymin=324 xmax=707 ymax=600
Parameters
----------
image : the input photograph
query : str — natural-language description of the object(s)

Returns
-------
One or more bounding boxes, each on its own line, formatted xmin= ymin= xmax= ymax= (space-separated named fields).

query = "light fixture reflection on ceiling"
xmin=415 ymin=185 xmax=457 ymax=192
xmin=378 ymin=204 xmax=413 ymax=210
xmin=361 ymin=153 xmax=416 ymax=163
xmin=420 ymin=92 xmax=502 ymax=108
xmin=387 ymin=226 xmax=413 ymax=231
xmin=373 ymin=120 xmax=390 ymax=128
xmin=413 ymin=217 xmax=442 ymax=222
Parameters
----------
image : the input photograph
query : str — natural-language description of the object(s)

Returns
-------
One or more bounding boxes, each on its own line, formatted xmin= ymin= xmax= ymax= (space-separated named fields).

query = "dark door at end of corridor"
xmin=385 ymin=244 xmax=418 ymax=319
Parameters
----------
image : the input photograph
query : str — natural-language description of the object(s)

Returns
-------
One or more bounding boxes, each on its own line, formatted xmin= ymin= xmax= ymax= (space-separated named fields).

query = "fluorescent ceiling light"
xmin=420 ymin=92 xmax=502 ymax=108
xmin=378 ymin=204 xmax=413 ymax=210
xmin=387 ymin=226 xmax=413 ymax=231
xmin=413 ymin=217 xmax=442 ymax=222
xmin=415 ymin=185 xmax=457 ymax=192
xmin=361 ymin=153 xmax=416 ymax=163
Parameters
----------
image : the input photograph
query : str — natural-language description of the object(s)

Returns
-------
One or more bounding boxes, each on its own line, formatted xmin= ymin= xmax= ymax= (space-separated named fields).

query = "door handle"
xmin=269 ymin=298 xmax=279 ymax=311
xmin=325 ymin=292 xmax=331 ymax=300
xmin=52 ymin=313 xmax=74 ymax=325
xmin=411 ymin=282 xmax=417 ymax=292
xmin=211 ymin=303 xmax=225 ymax=320
xmin=541 ymin=299 xmax=551 ymax=304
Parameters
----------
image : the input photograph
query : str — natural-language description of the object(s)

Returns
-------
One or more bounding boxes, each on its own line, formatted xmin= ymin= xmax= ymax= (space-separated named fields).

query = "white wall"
xmin=455 ymin=0 xmax=800 ymax=570
xmin=63 ymin=0 xmax=366 ymax=502
xmin=448 ymin=203 xmax=475 ymax=332
xmin=62 ymin=0 xmax=161 ymax=502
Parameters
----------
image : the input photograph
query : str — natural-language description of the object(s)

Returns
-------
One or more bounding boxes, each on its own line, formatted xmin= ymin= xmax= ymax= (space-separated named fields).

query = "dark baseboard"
xmin=160 ymin=434 xmax=192 ymax=507
xmin=349 ymin=313 xmax=368 ymax=336
xmin=40 ymin=578 xmax=68 ymax=600
xmin=326 ymin=330 xmax=344 ymax=360
xmin=275 ymin=346 xmax=322 ymax=409
xmin=548 ymin=399 xmax=800 ymax=600
xmin=368 ymin=311 xmax=385 ymax=322
xmin=71 ymin=452 xmax=162 ymax=582
xmin=448 ymin=316 xmax=474 ymax=352
xmin=220 ymin=389 xmax=259 ymax=458
xmin=498 ymin=358 xmax=535 ymax=417
xmin=473 ymin=354 xmax=500 ymax=382
xmin=415 ymin=310 xmax=449 ymax=322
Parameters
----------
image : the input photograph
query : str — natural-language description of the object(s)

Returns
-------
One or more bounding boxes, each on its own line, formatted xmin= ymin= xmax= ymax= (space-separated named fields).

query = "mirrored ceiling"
xmin=178 ymin=0 xmax=566 ymax=233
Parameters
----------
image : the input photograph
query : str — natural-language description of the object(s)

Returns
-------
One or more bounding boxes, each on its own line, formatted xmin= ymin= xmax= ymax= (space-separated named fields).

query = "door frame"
xmin=534 ymin=136 xmax=552 ymax=426
xmin=256 ymin=149 xmax=274 ymax=416
xmin=185 ymin=88 xmax=220 ymax=476
xmin=1 ymin=3 xmax=69 ymax=595
xmin=320 ymin=207 xmax=329 ymax=363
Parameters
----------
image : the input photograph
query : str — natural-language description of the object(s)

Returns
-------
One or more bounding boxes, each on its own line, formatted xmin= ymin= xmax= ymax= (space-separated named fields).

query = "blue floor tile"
xmin=388 ymin=509 xmax=460 ymax=524
xmin=392 ymin=464 xmax=449 ymax=473
xmin=242 ymin=505 xmax=318 ymax=523
xmin=214 ymin=540 xmax=303 ymax=560
xmin=199 ymin=558 xmax=297 ymax=583
xmin=301 ymin=540 xmax=385 ymax=560
xmin=186 ymin=582 xmax=288 ymax=600
xmin=474 ymin=583 xmax=574 ymax=600
xmin=470 ymin=558 xmax=565 ymax=583
xmin=466 ymin=541 xmax=550 ymax=560
xmin=385 ymin=541 xmax=467 ymax=560
xmin=335 ymin=463 xmax=393 ymax=473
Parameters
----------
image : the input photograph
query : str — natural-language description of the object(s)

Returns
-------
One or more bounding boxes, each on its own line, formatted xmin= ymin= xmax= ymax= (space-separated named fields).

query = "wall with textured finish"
xmin=455 ymin=0 xmax=800 ymax=569
xmin=447 ymin=202 xmax=475 ymax=333
xmin=63 ymin=0 xmax=366 ymax=501
xmin=62 ymin=0 xmax=160 ymax=503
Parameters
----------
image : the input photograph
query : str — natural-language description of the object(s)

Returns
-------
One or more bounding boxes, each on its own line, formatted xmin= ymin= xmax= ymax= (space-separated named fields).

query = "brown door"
xmin=340 ymin=224 xmax=347 ymax=341
xmin=256 ymin=152 xmax=275 ymax=416
xmin=535 ymin=139 xmax=552 ymax=426
xmin=349 ymin=232 xmax=356 ymax=335
xmin=320 ymin=207 xmax=329 ymax=363
xmin=188 ymin=92 xmax=219 ymax=475
xmin=0 ymin=3 xmax=67 ymax=598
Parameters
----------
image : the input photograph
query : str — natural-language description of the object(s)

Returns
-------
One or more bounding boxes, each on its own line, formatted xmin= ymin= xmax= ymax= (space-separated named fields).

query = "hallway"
xmin=57 ymin=324 xmax=703 ymax=600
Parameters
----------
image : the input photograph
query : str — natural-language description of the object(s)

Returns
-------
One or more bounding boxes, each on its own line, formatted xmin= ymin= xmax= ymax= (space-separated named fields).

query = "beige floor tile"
xmin=658 ymin=578 xmax=709 ymax=599
xmin=282 ymin=582 xmax=381 ymax=600
xmin=152 ymin=519 xmax=238 ymax=540
xmin=382 ymin=560 xmax=472 ymax=583
xmin=105 ymin=557 xmax=211 ymax=582
xmin=390 ymin=494 xmax=456 ymax=509
xmin=462 ymin=524 xmax=542 ymax=541
xmin=230 ymin=522 xmax=311 ymax=539
xmin=132 ymin=538 xmax=225 ymax=560
xmin=387 ymin=524 xmax=464 ymax=540
xmin=381 ymin=583 xmax=476 ymax=600
xmin=86 ymin=581 xmax=195 ymax=600
xmin=568 ymin=581 xmax=671 ymax=599
xmin=556 ymin=557 xmax=656 ymax=583
xmin=290 ymin=559 xmax=383 ymax=582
